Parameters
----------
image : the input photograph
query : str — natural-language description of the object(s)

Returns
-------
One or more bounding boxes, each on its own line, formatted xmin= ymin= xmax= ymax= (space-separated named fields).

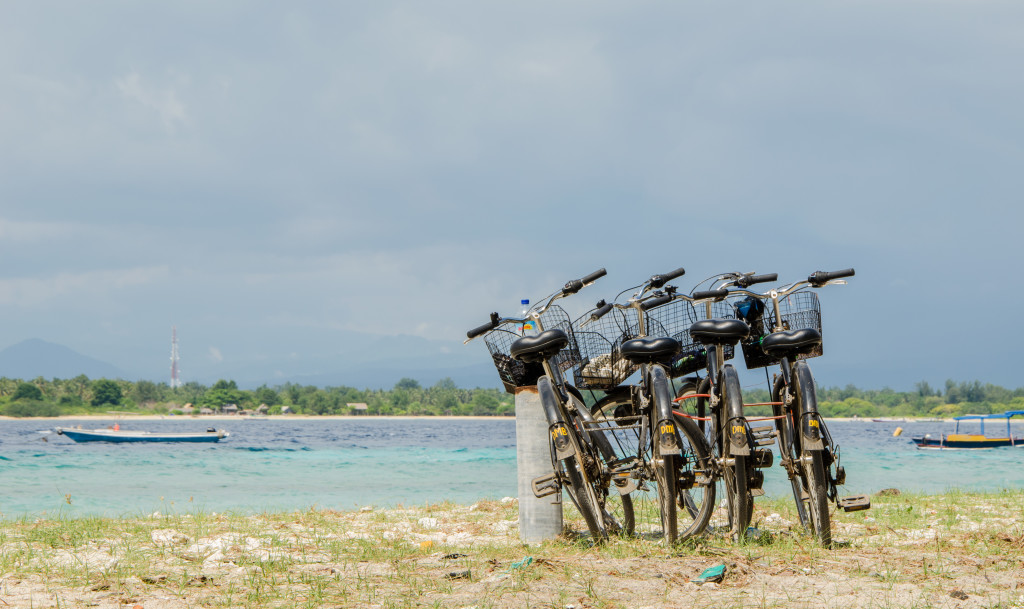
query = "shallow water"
xmin=2 ymin=418 xmax=1022 ymax=519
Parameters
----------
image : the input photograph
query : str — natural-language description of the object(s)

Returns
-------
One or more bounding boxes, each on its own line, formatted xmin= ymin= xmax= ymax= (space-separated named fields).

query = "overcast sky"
xmin=1 ymin=2 xmax=1022 ymax=390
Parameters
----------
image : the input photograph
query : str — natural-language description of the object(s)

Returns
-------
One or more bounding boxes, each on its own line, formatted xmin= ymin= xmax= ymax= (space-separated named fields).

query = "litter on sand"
xmin=692 ymin=564 xmax=726 ymax=584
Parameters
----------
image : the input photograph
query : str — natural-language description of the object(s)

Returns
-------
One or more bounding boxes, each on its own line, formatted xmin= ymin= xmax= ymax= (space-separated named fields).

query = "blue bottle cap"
xmin=521 ymin=299 xmax=529 ymax=306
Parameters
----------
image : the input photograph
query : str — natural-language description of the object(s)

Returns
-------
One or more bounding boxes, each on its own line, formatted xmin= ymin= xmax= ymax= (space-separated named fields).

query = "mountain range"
xmin=0 ymin=337 xmax=502 ymax=390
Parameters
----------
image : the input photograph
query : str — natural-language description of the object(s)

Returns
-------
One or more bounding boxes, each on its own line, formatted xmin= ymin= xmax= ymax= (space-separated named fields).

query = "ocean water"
xmin=2 ymin=418 xmax=1022 ymax=519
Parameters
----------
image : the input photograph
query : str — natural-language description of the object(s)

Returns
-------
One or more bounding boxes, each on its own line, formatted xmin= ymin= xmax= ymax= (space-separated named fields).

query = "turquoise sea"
xmin=2 ymin=418 xmax=1023 ymax=519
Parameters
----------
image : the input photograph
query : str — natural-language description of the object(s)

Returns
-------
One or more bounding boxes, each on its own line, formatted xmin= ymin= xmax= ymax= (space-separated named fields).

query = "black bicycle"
xmin=649 ymin=272 xmax=782 ymax=541
xmin=575 ymin=268 xmax=716 ymax=544
xmin=465 ymin=269 xmax=632 ymax=541
xmin=729 ymin=268 xmax=870 ymax=546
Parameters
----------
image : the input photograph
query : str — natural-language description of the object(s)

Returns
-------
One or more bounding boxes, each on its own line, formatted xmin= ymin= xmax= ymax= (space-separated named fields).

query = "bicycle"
xmin=465 ymin=268 xmax=632 ymax=541
xmin=728 ymin=268 xmax=871 ymax=546
xmin=576 ymin=268 xmax=716 ymax=544
xmin=644 ymin=272 xmax=783 ymax=541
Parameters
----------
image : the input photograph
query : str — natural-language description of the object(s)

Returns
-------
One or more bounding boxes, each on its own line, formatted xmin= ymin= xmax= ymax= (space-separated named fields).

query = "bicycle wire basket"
xmin=739 ymin=290 xmax=822 ymax=370
xmin=570 ymin=306 xmax=640 ymax=389
xmin=483 ymin=304 xmax=582 ymax=393
xmin=645 ymin=298 xmax=737 ymax=378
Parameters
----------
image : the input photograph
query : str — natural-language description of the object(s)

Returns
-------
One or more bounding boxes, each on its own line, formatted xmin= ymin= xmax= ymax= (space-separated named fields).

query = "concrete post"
xmin=514 ymin=385 xmax=562 ymax=543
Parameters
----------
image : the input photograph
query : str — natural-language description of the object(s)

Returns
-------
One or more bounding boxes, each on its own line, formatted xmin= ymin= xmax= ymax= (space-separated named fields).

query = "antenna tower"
xmin=170 ymin=326 xmax=181 ymax=388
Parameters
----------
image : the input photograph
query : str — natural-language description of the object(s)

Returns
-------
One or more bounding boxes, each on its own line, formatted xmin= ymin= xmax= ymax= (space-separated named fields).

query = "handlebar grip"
xmin=563 ymin=268 xmax=607 ymax=295
xmin=641 ymin=294 xmax=673 ymax=311
xmin=590 ymin=302 xmax=614 ymax=321
xmin=808 ymin=268 xmax=855 ymax=286
xmin=466 ymin=313 xmax=500 ymax=339
xmin=692 ymin=288 xmax=729 ymax=301
xmin=738 ymin=273 xmax=778 ymax=288
xmin=581 ymin=268 xmax=607 ymax=285
xmin=649 ymin=267 xmax=685 ymax=289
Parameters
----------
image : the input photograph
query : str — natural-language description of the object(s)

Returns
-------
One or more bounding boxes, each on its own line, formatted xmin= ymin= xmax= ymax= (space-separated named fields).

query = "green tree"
xmin=395 ymin=378 xmax=421 ymax=390
xmin=12 ymin=382 xmax=44 ymax=401
xmin=91 ymin=379 xmax=122 ymax=406
xmin=205 ymin=379 xmax=242 ymax=408
xmin=133 ymin=380 xmax=163 ymax=403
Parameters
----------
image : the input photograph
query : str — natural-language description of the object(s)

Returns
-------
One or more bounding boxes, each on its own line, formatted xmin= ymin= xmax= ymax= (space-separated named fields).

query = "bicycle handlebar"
xmin=466 ymin=312 xmax=501 ymax=339
xmin=808 ymin=268 xmax=855 ymax=287
xmin=640 ymin=294 xmax=674 ymax=311
xmin=466 ymin=268 xmax=607 ymax=342
xmin=691 ymin=288 xmax=729 ymax=301
xmin=589 ymin=300 xmax=614 ymax=321
xmin=562 ymin=268 xmax=607 ymax=295
xmin=649 ymin=267 xmax=685 ymax=289
xmin=737 ymin=273 xmax=778 ymax=288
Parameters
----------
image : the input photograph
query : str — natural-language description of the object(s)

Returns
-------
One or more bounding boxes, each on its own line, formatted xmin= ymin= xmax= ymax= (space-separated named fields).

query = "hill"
xmin=0 ymin=339 xmax=124 ymax=380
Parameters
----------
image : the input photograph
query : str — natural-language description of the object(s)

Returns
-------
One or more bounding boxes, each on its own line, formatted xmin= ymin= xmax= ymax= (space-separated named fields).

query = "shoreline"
xmin=0 ymin=413 xmax=516 ymax=422
xmin=0 ymin=414 xmax=958 ymax=423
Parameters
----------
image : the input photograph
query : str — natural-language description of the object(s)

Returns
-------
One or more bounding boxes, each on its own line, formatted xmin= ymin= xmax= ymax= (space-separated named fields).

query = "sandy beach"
xmin=1 ymin=491 xmax=1022 ymax=608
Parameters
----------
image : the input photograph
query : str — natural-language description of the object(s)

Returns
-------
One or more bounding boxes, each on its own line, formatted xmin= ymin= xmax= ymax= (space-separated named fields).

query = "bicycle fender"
xmin=723 ymin=366 xmax=751 ymax=456
xmin=796 ymin=363 xmax=825 ymax=451
xmin=538 ymin=377 xmax=575 ymax=459
xmin=651 ymin=365 xmax=681 ymax=455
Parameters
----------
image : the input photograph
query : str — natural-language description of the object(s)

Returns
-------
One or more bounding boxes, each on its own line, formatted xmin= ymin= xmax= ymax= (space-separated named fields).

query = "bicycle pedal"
xmin=752 ymin=448 xmax=774 ymax=469
xmin=754 ymin=437 xmax=776 ymax=446
xmin=839 ymin=494 xmax=871 ymax=512
xmin=677 ymin=471 xmax=696 ymax=489
xmin=833 ymin=465 xmax=847 ymax=486
xmin=612 ymin=473 xmax=638 ymax=495
xmin=531 ymin=473 xmax=560 ymax=498
xmin=749 ymin=425 xmax=774 ymax=434
xmin=749 ymin=470 xmax=764 ymax=490
xmin=751 ymin=488 xmax=765 ymax=497
xmin=607 ymin=456 xmax=640 ymax=474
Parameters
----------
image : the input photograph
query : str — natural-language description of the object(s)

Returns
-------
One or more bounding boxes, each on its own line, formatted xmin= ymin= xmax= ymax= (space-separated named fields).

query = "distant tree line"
xmin=0 ymin=375 xmax=512 ymax=418
xmin=1 ymin=375 xmax=1022 ymax=419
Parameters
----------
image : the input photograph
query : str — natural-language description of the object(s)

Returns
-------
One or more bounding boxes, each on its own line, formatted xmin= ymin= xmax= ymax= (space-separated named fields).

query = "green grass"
xmin=1 ymin=491 xmax=1023 ymax=608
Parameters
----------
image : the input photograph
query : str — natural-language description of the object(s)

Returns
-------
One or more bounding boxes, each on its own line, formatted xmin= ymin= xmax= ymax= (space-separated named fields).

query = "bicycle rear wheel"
xmin=795 ymin=362 xmax=832 ymax=547
xmin=718 ymin=366 xmax=752 ymax=540
xmin=772 ymin=375 xmax=809 ymax=529
xmin=539 ymin=377 xmax=606 ymax=541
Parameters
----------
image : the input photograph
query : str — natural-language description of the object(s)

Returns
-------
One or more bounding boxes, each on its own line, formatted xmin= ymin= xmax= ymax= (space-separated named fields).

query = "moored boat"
xmin=911 ymin=410 xmax=1024 ymax=449
xmin=55 ymin=427 xmax=230 ymax=443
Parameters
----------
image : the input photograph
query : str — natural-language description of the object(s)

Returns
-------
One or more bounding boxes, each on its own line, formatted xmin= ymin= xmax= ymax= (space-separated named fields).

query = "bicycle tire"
xmin=671 ymin=413 xmax=716 ymax=539
xmin=653 ymin=442 xmax=677 ymax=543
xmin=771 ymin=375 xmax=810 ymax=529
xmin=795 ymin=362 xmax=832 ymax=546
xmin=719 ymin=366 xmax=752 ymax=540
xmin=538 ymin=377 xmax=606 ymax=541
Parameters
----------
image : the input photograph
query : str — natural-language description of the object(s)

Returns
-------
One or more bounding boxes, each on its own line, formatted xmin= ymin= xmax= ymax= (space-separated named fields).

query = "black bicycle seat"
xmin=620 ymin=336 xmax=680 ymax=364
xmin=760 ymin=328 xmax=822 ymax=358
xmin=689 ymin=319 xmax=750 ymax=345
xmin=510 ymin=329 xmax=570 ymax=363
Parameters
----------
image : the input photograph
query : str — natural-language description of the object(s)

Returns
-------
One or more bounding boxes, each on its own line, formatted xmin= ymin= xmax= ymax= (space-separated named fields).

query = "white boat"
xmin=54 ymin=427 xmax=230 ymax=443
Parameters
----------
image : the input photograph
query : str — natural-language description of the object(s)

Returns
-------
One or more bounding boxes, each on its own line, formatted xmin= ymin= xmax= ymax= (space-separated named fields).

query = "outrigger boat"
xmin=55 ymin=426 xmax=230 ymax=443
xmin=911 ymin=410 xmax=1024 ymax=449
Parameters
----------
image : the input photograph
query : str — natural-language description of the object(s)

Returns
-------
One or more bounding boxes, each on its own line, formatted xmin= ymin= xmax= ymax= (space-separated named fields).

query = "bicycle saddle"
xmin=620 ymin=336 xmax=680 ymax=364
xmin=760 ymin=328 xmax=822 ymax=358
xmin=689 ymin=319 xmax=749 ymax=345
xmin=510 ymin=329 xmax=570 ymax=363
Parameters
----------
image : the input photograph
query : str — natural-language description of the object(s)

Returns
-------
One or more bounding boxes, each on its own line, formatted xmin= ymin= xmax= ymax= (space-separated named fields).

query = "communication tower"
xmin=170 ymin=326 xmax=181 ymax=388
